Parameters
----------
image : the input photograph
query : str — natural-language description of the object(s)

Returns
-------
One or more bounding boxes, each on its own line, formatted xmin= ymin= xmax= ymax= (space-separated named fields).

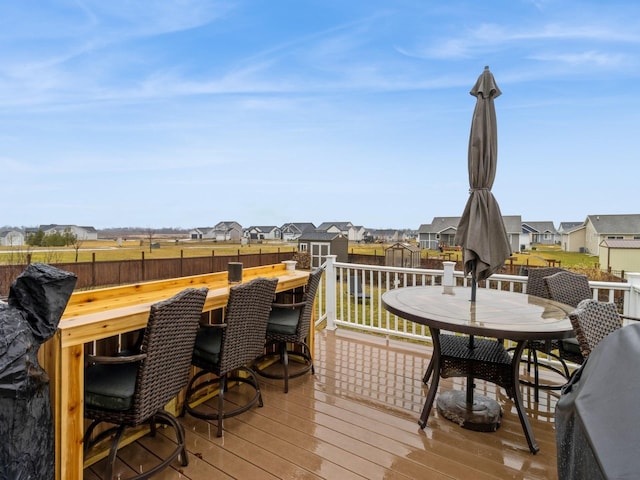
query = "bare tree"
xmin=69 ymin=233 xmax=83 ymax=262
xmin=146 ymin=228 xmax=155 ymax=253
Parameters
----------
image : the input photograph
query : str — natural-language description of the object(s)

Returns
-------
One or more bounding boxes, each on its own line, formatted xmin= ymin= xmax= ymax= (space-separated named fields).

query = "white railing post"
xmin=626 ymin=272 xmax=640 ymax=317
xmin=443 ymin=261 xmax=455 ymax=287
xmin=324 ymin=255 xmax=337 ymax=330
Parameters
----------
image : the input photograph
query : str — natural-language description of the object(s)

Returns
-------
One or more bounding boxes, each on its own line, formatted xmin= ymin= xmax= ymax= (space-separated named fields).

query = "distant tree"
xmin=26 ymin=229 xmax=45 ymax=246
xmin=68 ymin=232 xmax=82 ymax=262
xmin=62 ymin=228 xmax=77 ymax=247
xmin=146 ymin=228 xmax=155 ymax=253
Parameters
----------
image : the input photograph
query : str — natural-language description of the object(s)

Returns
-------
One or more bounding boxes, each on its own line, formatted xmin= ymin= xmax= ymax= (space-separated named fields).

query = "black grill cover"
xmin=0 ymin=264 xmax=76 ymax=480
xmin=556 ymin=322 xmax=640 ymax=480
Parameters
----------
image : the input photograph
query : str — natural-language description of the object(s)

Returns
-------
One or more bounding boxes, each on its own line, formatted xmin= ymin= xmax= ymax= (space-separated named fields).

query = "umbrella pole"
xmin=471 ymin=277 xmax=477 ymax=303
xmin=467 ymin=275 xmax=477 ymax=404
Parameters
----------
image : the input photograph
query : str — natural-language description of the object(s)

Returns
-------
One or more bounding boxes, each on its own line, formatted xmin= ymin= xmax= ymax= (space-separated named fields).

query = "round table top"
xmin=382 ymin=286 xmax=575 ymax=341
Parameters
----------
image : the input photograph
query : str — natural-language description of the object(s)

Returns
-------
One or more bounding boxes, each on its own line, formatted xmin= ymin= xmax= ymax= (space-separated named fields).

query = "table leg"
xmin=511 ymin=340 xmax=540 ymax=454
xmin=419 ymin=327 xmax=441 ymax=428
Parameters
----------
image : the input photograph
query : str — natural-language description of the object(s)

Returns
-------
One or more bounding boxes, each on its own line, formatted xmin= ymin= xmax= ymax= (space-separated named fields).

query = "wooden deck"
xmin=83 ymin=328 xmax=562 ymax=479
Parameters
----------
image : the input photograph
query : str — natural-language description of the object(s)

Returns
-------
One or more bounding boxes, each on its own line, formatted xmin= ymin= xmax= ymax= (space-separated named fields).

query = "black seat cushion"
xmin=267 ymin=307 xmax=299 ymax=336
xmin=85 ymin=362 xmax=138 ymax=411
xmin=561 ymin=337 xmax=581 ymax=354
xmin=192 ymin=327 xmax=223 ymax=365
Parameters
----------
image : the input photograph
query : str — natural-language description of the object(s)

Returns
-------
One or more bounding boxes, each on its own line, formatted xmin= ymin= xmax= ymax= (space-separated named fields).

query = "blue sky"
xmin=1 ymin=0 xmax=639 ymax=230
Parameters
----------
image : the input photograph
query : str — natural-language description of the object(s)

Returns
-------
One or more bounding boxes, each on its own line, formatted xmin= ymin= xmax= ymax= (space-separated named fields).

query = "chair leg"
xmin=281 ymin=342 xmax=290 ymax=394
xmin=106 ymin=425 xmax=126 ymax=480
xmin=217 ymin=374 xmax=226 ymax=437
xmin=532 ymin=349 xmax=540 ymax=403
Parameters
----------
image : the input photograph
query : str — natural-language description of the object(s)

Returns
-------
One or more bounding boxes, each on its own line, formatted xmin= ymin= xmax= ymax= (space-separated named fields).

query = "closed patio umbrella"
xmin=454 ymin=66 xmax=511 ymax=302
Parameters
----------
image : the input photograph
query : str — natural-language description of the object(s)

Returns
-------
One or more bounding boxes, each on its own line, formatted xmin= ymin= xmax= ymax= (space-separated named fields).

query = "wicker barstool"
xmin=83 ymin=287 xmax=208 ymax=480
xmin=183 ymin=277 xmax=278 ymax=437
xmin=254 ymin=267 xmax=324 ymax=393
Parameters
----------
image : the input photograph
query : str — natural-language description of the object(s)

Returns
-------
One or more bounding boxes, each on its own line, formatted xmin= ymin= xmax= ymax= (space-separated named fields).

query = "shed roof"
xmin=298 ymin=231 xmax=345 ymax=241
xmin=599 ymin=239 xmax=640 ymax=249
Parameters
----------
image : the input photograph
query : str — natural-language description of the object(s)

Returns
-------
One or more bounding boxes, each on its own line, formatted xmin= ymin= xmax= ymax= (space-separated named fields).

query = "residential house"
xmin=366 ymin=229 xmax=402 ymax=243
xmin=582 ymin=214 xmax=640 ymax=256
xmin=189 ymin=227 xmax=212 ymax=240
xmin=599 ymin=239 xmax=640 ymax=275
xmin=503 ymin=216 xmax=523 ymax=254
xmin=316 ymin=222 xmax=366 ymax=242
xmin=521 ymin=221 xmax=557 ymax=248
xmin=212 ymin=221 xmax=242 ymax=241
xmin=37 ymin=224 xmax=98 ymax=241
xmin=417 ymin=217 xmax=460 ymax=250
xmin=0 ymin=228 xmax=25 ymax=246
xmin=297 ymin=231 xmax=348 ymax=267
xmin=557 ymin=222 xmax=583 ymax=238
xmin=418 ymin=216 xmax=521 ymax=254
xmin=245 ymin=225 xmax=282 ymax=241
xmin=280 ymin=222 xmax=316 ymax=242
xmin=560 ymin=224 xmax=587 ymax=253
xmin=189 ymin=222 xmax=242 ymax=241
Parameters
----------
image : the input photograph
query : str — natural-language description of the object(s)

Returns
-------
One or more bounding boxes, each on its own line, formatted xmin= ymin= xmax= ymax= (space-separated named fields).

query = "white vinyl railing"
xmin=314 ymin=256 xmax=640 ymax=343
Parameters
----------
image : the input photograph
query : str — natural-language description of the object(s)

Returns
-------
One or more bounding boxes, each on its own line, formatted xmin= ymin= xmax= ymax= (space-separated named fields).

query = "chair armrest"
xmin=621 ymin=314 xmax=640 ymax=322
xmin=272 ymin=301 xmax=305 ymax=310
xmin=87 ymin=353 xmax=147 ymax=365
xmin=199 ymin=323 xmax=226 ymax=329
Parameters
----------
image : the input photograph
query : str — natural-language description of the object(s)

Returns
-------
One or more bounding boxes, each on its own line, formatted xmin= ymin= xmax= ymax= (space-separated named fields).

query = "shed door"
xmin=310 ymin=242 xmax=330 ymax=268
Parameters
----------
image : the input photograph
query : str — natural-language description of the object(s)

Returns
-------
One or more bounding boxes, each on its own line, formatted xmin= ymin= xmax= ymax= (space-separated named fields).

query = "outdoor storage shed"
xmin=385 ymin=242 xmax=421 ymax=268
xmin=297 ymin=231 xmax=348 ymax=268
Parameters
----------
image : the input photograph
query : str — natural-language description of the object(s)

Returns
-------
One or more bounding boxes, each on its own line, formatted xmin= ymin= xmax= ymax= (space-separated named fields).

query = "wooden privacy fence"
xmin=0 ymin=250 xmax=296 ymax=297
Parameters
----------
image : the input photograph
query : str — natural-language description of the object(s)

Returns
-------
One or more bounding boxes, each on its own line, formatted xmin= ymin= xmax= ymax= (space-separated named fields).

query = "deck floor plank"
xmin=84 ymin=328 xmax=562 ymax=479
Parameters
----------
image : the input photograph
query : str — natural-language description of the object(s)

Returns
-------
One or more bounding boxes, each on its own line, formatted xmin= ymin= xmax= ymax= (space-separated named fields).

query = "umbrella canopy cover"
xmin=455 ymin=66 xmax=511 ymax=283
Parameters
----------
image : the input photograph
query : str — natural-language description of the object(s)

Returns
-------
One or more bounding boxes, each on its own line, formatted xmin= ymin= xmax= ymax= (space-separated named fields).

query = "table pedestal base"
xmin=436 ymin=391 xmax=502 ymax=432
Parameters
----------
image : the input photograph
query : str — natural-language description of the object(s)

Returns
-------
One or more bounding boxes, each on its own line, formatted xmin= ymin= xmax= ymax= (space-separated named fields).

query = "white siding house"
xmin=0 ymin=229 xmax=25 ymax=246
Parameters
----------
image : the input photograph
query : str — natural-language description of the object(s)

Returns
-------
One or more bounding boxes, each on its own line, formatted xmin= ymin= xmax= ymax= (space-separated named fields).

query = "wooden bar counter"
xmin=42 ymin=263 xmax=310 ymax=480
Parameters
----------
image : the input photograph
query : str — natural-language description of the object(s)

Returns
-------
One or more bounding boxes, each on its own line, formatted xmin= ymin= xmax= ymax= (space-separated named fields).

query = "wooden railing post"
xmin=626 ymin=272 xmax=640 ymax=318
xmin=325 ymin=255 xmax=337 ymax=330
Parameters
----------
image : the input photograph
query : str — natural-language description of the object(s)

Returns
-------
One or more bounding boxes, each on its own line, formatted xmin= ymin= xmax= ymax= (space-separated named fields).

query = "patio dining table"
xmin=41 ymin=264 xmax=310 ymax=480
xmin=382 ymin=285 xmax=574 ymax=453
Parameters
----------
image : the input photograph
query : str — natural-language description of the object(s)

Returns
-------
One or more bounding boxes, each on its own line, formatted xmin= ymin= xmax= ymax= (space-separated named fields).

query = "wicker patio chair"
xmin=183 ymin=277 xmax=278 ymax=437
xmin=83 ymin=287 xmax=208 ymax=480
xmin=255 ymin=267 xmax=324 ymax=393
xmin=544 ymin=270 xmax=594 ymax=366
xmin=568 ymin=299 xmax=624 ymax=358
xmin=519 ymin=267 xmax=569 ymax=402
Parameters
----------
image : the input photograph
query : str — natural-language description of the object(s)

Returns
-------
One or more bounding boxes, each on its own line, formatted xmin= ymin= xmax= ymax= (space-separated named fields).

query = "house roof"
xmin=38 ymin=224 xmax=97 ymax=233
xmin=0 ymin=229 xmax=23 ymax=237
xmin=587 ymin=214 xmax=640 ymax=234
xmin=298 ymin=231 xmax=345 ymax=241
xmin=522 ymin=221 xmax=557 ymax=234
xmin=558 ymin=221 xmax=583 ymax=232
xmin=317 ymin=222 xmax=353 ymax=231
xmin=249 ymin=226 xmax=280 ymax=232
xmin=599 ymin=239 xmax=640 ymax=249
xmin=419 ymin=216 xmax=521 ymax=235
xmin=502 ymin=215 xmax=523 ymax=234
xmin=281 ymin=222 xmax=316 ymax=233
xmin=417 ymin=217 xmax=461 ymax=234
